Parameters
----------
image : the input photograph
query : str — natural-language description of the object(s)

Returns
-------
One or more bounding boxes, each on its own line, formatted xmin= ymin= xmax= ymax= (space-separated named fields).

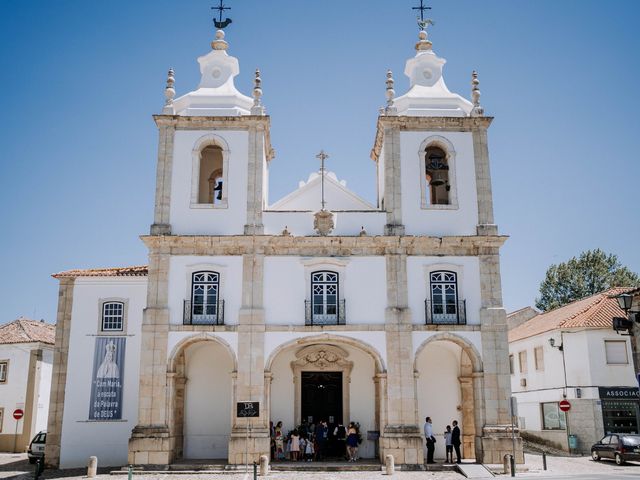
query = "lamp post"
xmin=615 ymin=293 xmax=640 ymax=390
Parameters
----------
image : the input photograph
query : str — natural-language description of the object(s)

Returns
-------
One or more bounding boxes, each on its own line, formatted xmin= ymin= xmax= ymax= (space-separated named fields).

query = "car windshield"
xmin=33 ymin=433 xmax=46 ymax=443
xmin=622 ymin=435 xmax=640 ymax=446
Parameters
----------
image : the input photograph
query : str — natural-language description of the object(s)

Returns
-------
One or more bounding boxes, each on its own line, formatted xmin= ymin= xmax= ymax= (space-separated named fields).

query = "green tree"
xmin=535 ymin=249 xmax=640 ymax=312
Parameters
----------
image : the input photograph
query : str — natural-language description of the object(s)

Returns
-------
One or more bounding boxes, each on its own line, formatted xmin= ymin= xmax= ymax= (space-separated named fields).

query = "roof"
xmin=508 ymin=287 xmax=632 ymax=342
xmin=0 ymin=318 xmax=55 ymax=345
xmin=52 ymin=265 xmax=148 ymax=279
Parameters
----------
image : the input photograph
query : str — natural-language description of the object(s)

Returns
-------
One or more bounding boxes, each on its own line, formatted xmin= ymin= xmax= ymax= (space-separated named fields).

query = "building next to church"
xmin=45 ymin=12 xmax=522 ymax=469
xmin=508 ymin=288 xmax=640 ymax=453
xmin=0 ymin=318 xmax=54 ymax=452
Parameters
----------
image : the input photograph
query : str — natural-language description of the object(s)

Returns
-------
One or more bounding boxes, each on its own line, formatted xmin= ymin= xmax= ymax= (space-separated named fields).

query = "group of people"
xmin=270 ymin=419 xmax=362 ymax=462
xmin=423 ymin=416 xmax=462 ymax=464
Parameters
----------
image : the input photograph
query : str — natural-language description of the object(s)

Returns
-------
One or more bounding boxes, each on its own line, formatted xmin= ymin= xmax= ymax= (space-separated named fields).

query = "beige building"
xmin=0 ymin=318 xmax=54 ymax=452
xmin=45 ymin=18 xmax=522 ymax=468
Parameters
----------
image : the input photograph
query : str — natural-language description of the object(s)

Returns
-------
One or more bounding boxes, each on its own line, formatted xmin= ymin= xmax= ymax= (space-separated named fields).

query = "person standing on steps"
xmin=451 ymin=420 xmax=462 ymax=464
xmin=444 ymin=425 xmax=453 ymax=463
xmin=424 ymin=416 xmax=436 ymax=464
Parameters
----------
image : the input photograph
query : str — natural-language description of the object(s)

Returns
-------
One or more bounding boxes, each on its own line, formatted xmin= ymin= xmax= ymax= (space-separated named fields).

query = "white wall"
xmin=399 ymin=131 xmax=478 ymax=236
xmin=263 ymin=211 xmax=386 ymax=236
xmin=35 ymin=348 xmax=53 ymax=433
xmin=168 ymin=256 xmax=243 ymax=326
xmin=170 ymin=130 xmax=249 ymax=235
xmin=59 ymin=277 xmax=147 ymax=468
xmin=0 ymin=344 xmax=31 ymax=436
xmin=183 ymin=341 xmax=233 ymax=459
xmin=407 ymin=256 xmax=481 ymax=326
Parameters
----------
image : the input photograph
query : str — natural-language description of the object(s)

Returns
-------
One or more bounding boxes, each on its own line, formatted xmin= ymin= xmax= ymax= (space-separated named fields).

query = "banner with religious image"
xmin=89 ymin=337 xmax=125 ymax=420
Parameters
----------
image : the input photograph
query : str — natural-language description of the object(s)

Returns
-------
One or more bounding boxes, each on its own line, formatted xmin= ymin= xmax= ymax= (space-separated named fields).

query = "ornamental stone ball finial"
xmin=211 ymin=29 xmax=229 ymax=50
xmin=384 ymin=70 xmax=398 ymax=115
xmin=164 ymin=68 xmax=175 ymax=106
xmin=416 ymin=27 xmax=433 ymax=51
xmin=251 ymin=68 xmax=266 ymax=115
xmin=471 ymin=70 xmax=484 ymax=117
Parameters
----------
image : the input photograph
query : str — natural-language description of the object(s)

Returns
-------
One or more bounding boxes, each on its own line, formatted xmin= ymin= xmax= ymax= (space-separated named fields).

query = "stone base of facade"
xmin=228 ymin=427 xmax=270 ymax=464
xmin=379 ymin=425 xmax=425 ymax=465
xmin=479 ymin=425 xmax=523 ymax=464
xmin=128 ymin=425 xmax=173 ymax=465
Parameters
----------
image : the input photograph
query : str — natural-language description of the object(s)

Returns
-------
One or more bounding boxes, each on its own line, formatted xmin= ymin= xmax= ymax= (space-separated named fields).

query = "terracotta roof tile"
xmin=0 ymin=318 xmax=55 ymax=345
xmin=508 ymin=287 xmax=632 ymax=342
xmin=52 ymin=265 xmax=148 ymax=279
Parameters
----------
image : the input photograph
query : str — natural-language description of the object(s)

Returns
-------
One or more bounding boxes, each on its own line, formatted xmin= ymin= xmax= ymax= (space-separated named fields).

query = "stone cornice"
xmin=140 ymin=234 xmax=507 ymax=256
xmin=153 ymin=114 xmax=274 ymax=161
xmin=370 ymin=115 xmax=494 ymax=162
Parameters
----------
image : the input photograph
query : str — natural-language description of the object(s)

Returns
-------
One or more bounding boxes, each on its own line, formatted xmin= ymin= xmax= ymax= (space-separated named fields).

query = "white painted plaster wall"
xmin=262 ymin=211 xmax=386 ymax=236
xmin=263 ymin=257 xmax=387 ymax=325
xmin=0 ymin=344 xmax=31 ymax=436
xmin=269 ymin=344 xmax=377 ymax=458
xmin=170 ymin=130 xmax=249 ymax=235
xmin=183 ymin=341 xmax=233 ymax=459
xmin=399 ymin=132 xmax=478 ymax=236
xmin=412 ymin=331 xmax=483 ymax=363
xmin=415 ymin=341 xmax=463 ymax=460
xmin=168 ymin=256 xmax=243 ymax=326
xmin=407 ymin=256 xmax=481 ymax=326
xmin=35 ymin=348 xmax=53 ymax=433
xmin=59 ymin=278 xmax=147 ymax=468
xmin=167 ymin=332 xmax=238 ymax=365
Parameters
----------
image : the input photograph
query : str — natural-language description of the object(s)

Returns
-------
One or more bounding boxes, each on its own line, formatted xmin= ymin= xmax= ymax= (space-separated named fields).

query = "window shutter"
xmin=605 ymin=341 xmax=628 ymax=364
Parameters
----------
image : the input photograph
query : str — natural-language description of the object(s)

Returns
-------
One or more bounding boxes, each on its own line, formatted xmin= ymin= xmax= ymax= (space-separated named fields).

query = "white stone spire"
xmin=162 ymin=68 xmax=175 ymax=114
xmin=251 ymin=68 xmax=266 ymax=115
xmin=471 ymin=70 xmax=484 ymax=117
xmin=170 ymin=29 xmax=253 ymax=116
xmin=393 ymin=28 xmax=473 ymax=117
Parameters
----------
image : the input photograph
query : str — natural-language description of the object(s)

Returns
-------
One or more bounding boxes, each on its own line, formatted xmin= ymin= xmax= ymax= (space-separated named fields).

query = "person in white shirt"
xmin=424 ymin=416 xmax=436 ymax=464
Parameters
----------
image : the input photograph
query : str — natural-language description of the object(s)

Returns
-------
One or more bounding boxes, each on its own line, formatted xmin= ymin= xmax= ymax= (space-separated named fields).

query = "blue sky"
xmin=1 ymin=0 xmax=639 ymax=323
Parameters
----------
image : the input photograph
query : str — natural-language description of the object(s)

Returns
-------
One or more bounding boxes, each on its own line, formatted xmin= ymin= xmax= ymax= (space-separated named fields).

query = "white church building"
xmin=45 ymin=15 xmax=521 ymax=469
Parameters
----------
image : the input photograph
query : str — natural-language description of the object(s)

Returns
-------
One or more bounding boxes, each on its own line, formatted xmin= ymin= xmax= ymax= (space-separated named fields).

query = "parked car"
xmin=27 ymin=431 xmax=46 ymax=464
xmin=591 ymin=433 xmax=640 ymax=465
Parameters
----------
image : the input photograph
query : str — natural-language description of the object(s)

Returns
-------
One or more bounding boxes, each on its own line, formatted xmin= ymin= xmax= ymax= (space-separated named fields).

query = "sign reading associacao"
xmin=598 ymin=387 xmax=640 ymax=399
xmin=89 ymin=337 xmax=126 ymax=420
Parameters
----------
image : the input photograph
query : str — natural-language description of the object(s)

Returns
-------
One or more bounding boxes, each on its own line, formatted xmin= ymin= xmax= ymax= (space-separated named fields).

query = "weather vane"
xmin=412 ymin=0 xmax=434 ymax=31
xmin=212 ymin=0 xmax=232 ymax=29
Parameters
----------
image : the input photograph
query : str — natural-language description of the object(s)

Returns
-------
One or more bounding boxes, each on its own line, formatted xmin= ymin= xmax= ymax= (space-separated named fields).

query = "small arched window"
xmin=198 ymin=146 xmax=224 ymax=204
xmin=190 ymin=271 xmax=220 ymax=323
xmin=425 ymin=146 xmax=450 ymax=205
xmin=102 ymin=301 xmax=124 ymax=331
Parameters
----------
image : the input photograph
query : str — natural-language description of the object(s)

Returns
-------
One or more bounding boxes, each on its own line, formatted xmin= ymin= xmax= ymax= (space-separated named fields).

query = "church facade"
xmin=45 ymin=21 xmax=522 ymax=468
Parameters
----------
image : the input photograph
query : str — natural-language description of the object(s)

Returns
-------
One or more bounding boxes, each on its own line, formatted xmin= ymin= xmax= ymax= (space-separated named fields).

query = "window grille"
xmin=308 ymin=271 xmax=343 ymax=325
xmin=426 ymin=271 xmax=465 ymax=324
xmin=102 ymin=302 xmax=124 ymax=331
xmin=0 ymin=362 xmax=7 ymax=383
xmin=185 ymin=271 xmax=224 ymax=325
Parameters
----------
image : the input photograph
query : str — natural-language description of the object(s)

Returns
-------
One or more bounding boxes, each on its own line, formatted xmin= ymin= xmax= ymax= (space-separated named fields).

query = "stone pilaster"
xmin=478 ymin=253 xmax=523 ymax=463
xmin=150 ymin=122 xmax=176 ymax=235
xmin=472 ymin=127 xmax=498 ymax=236
xmin=228 ymin=253 xmax=270 ymax=464
xmin=381 ymin=253 xmax=423 ymax=465
xmin=244 ymin=125 xmax=265 ymax=235
xmin=382 ymin=126 xmax=405 ymax=235
xmin=128 ymin=251 xmax=172 ymax=465
xmin=44 ymin=278 xmax=74 ymax=468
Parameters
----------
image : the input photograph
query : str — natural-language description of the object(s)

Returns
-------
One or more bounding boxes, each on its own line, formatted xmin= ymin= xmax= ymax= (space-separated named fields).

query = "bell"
xmin=213 ymin=181 xmax=223 ymax=201
xmin=429 ymin=170 xmax=447 ymax=186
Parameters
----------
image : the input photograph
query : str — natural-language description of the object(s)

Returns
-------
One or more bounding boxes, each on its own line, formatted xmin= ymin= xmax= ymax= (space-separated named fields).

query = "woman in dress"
xmin=346 ymin=422 xmax=359 ymax=462
xmin=274 ymin=421 xmax=284 ymax=461
xmin=290 ymin=429 xmax=300 ymax=461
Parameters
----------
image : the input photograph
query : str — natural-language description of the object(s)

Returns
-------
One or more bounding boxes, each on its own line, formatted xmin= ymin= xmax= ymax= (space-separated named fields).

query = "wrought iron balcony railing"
xmin=425 ymin=299 xmax=466 ymax=325
xmin=304 ymin=299 xmax=346 ymax=326
xmin=183 ymin=299 xmax=225 ymax=325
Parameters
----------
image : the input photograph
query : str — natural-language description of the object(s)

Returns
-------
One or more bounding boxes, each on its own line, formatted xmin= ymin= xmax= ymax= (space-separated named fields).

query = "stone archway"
xmin=167 ymin=334 xmax=237 ymax=461
xmin=414 ymin=333 xmax=484 ymax=461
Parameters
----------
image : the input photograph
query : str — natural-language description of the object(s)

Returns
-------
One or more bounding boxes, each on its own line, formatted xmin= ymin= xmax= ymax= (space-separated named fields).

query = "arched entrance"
xmin=414 ymin=333 xmax=483 ymax=461
xmin=265 ymin=335 xmax=386 ymax=460
xmin=167 ymin=334 xmax=237 ymax=460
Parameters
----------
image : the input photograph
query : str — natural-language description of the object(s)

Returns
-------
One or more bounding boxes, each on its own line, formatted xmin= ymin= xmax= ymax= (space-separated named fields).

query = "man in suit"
xmin=451 ymin=420 xmax=462 ymax=464
xmin=424 ymin=416 xmax=436 ymax=464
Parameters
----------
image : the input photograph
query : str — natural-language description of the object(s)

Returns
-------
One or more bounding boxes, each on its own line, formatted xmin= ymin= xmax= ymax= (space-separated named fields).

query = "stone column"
xmin=478 ymin=253 xmax=523 ymax=463
xmin=228 ymin=253 xmax=270 ymax=464
xmin=244 ymin=124 xmax=265 ymax=235
xmin=383 ymin=126 xmax=405 ymax=236
xmin=44 ymin=278 xmax=74 ymax=468
xmin=472 ymin=126 xmax=498 ymax=236
xmin=150 ymin=120 xmax=176 ymax=235
xmin=380 ymin=253 xmax=423 ymax=465
xmin=128 ymin=251 xmax=172 ymax=465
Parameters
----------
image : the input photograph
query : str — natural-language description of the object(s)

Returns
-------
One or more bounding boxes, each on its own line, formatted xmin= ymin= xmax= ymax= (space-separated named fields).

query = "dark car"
xmin=27 ymin=431 xmax=46 ymax=464
xmin=591 ymin=433 xmax=640 ymax=465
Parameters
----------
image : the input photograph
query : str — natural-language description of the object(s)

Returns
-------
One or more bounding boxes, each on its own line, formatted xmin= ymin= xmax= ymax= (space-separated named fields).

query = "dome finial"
xmin=471 ymin=70 xmax=484 ymax=117
xmin=211 ymin=29 xmax=229 ymax=50
xmin=163 ymin=68 xmax=176 ymax=114
xmin=251 ymin=68 xmax=266 ymax=115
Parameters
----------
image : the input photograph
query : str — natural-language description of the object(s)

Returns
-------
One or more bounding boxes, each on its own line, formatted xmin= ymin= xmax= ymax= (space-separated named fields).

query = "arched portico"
xmin=414 ymin=333 xmax=484 ymax=461
xmin=167 ymin=334 xmax=237 ymax=461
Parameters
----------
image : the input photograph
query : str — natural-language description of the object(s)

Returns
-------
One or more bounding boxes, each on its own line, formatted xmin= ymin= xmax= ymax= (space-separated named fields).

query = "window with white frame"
xmin=191 ymin=271 xmax=220 ymax=322
xmin=605 ymin=340 xmax=628 ymax=365
xmin=311 ymin=271 xmax=339 ymax=323
xmin=541 ymin=402 xmax=567 ymax=430
xmin=101 ymin=302 xmax=124 ymax=331
xmin=0 ymin=361 xmax=8 ymax=383
xmin=429 ymin=271 xmax=459 ymax=322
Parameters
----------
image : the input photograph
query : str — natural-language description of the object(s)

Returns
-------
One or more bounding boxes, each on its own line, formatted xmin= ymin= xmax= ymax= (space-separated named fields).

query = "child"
xmin=444 ymin=425 xmax=453 ymax=463
xmin=290 ymin=430 xmax=300 ymax=461
xmin=305 ymin=433 xmax=315 ymax=461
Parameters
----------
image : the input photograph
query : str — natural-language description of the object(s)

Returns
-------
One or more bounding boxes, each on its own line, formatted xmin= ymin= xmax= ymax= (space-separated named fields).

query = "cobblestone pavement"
xmin=1 ymin=453 xmax=639 ymax=479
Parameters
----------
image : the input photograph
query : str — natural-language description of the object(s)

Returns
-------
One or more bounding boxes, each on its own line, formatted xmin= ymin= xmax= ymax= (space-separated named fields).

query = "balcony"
xmin=304 ymin=299 xmax=346 ymax=326
xmin=424 ymin=299 xmax=466 ymax=325
xmin=183 ymin=299 xmax=225 ymax=325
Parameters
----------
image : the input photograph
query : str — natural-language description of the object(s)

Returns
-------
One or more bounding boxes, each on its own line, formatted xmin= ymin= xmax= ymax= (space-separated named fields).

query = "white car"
xmin=27 ymin=431 xmax=46 ymax=464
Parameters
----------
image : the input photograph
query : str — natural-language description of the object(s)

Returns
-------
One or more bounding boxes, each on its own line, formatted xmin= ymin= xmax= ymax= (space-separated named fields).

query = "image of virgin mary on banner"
xmin=89 ymin=337 xmax=126 ymax=420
